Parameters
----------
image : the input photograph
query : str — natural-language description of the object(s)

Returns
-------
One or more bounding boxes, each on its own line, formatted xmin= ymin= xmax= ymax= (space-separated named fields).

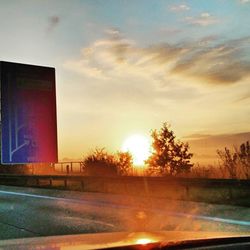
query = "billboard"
xmin=0 ymin=61 xmax=58 ymax=164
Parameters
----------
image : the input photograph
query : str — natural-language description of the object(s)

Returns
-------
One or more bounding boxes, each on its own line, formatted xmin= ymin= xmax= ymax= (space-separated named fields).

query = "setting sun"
xmin=121 ymin=134 xmax=151 ymax=166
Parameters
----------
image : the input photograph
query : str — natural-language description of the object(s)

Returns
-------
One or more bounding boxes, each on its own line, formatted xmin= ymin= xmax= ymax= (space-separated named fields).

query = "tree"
xmin=217 ymin=141 xmax=250 ymax=179
xmin=116 ymin=151 xmax=133 ymax=176
xmin=145 ymin=123 xmax=193 ymax=176
xmin=217 ymin=147 xmax=237 ymax=179
xmin=238 ymin=141 xmax=250 ymax=179
xmin=82 ymin=148 xmax=133 ymax=176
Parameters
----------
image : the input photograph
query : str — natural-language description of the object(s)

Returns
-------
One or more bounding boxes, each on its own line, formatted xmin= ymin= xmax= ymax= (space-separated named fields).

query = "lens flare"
xmin=136 ymin=238 xmax=153 ymax=245
xmin=122 ymin=134 xmax=150 ymax=166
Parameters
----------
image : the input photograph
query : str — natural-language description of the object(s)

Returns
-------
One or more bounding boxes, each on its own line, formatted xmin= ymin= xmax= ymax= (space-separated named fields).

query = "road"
xmin=0 ymin=185 xmax=249 ymax=240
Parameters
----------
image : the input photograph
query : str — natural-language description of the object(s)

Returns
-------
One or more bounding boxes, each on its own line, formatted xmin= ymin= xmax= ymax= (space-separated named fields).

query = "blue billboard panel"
xmin=0 ymin=61 xmax=58 ymax=164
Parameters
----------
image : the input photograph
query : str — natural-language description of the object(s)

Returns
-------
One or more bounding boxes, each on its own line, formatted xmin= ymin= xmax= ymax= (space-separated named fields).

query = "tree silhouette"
xmin=116 ymin=151 xmax=133 ymax=176
xmin=217 ymin=141 xmax=250 ymax=179
xmin=238 ymin=141 xmax=250 ymax=178
xmin=83 ymin=148 xmax=133 ymax=176
xmin=217 ymin=147 xmax=237 ymax=179
xmin=146 ymin=123 xmax=193 ymax=176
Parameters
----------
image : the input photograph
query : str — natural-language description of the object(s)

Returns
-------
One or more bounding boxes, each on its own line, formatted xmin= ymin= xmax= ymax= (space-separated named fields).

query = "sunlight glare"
xmin=136 ymin=238 xmax=153 ymax=245
xmin=121 ymin=134 xmax=150 ymax=166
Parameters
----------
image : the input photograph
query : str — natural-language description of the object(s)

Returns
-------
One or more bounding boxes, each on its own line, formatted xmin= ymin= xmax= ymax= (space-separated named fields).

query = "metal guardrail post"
xmin=228 ymin=186 xmax=233 ymax=200
xmin=185 ymin=185 xmax=189 ymax=198
xmin=81 ymin=180 xmax=84 ymax=191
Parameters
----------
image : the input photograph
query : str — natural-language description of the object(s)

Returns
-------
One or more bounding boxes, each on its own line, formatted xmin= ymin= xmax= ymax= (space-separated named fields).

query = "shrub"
xmin=82 ymin=148 xmax=133 ymax=176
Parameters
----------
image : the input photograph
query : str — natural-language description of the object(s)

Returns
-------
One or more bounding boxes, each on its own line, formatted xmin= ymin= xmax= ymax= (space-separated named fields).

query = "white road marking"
xmin=0 ymin=189 xmax=250 ymax=227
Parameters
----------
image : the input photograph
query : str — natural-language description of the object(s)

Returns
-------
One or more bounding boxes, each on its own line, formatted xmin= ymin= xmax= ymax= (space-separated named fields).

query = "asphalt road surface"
xmin=0 ymin=185 xmax=249 ymax=240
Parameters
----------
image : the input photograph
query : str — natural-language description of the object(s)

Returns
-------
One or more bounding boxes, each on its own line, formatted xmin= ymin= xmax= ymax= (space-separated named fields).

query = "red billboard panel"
xmin=0 ymin=61 xmax=58 ymax=164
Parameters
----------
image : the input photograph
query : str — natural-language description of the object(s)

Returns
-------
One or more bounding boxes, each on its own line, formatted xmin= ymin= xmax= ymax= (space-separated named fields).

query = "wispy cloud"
xmin=47 ymin=15 xmax=60 ymax=33
xmin=158 ymin=27 xmax=182 ymax=35
xmin=64 ymin=30 xmax=250 ymax=85
xmin=240 ymin=0 xmax=250 ymax=4
xmin=172 ymin=43 xmax=250 ymax=84
xmin=235 ymin=92 xmax=250 ymax=103
xmin=170 ymin=4 xmax=190 ymax=12
xmin=185 ymin=12 xmax=219 ymax=26
xmin=183 ymin=133 xmax=212 ymax=139
xmin=184 ymin=132 xmax=250 ymax=164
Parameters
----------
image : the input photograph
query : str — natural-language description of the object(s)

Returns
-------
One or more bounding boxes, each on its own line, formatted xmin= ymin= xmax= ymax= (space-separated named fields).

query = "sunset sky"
xmin=0 ymin=0 xmax=249 ymax=163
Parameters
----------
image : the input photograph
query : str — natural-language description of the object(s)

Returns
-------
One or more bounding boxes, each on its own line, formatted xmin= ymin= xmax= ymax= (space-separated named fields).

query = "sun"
xmin=121 ymin=134 xmax=151 ymax=166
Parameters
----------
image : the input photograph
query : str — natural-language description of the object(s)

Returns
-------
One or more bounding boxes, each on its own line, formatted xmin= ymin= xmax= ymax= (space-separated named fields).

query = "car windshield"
xmin=0 ymin=0 xmax=249 ymax=249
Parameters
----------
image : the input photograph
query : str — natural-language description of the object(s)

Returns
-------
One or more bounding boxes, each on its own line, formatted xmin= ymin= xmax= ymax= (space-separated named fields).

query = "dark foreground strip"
xmin=0 ymin=190 xmax=250 ymax=227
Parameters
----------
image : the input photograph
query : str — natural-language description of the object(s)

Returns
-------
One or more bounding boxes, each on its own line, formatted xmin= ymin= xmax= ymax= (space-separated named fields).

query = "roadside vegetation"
xmin=79 ymin=123 xmax=249 ymax=180
xmin=0 ymin=121 xmax=248 ymax=180
xmin=188 ymin=141 xmax=250 ymax=179
xmin=82 ymin=148 xmax=133 ymax=176
xmin=145 ymin=122 xmax=193 ymax=176
xmin=81 ymin=122 xmax=194 ymax=177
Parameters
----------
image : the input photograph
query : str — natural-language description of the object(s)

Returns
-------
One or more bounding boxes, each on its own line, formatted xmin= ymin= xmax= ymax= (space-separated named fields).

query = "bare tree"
xmin=237 ymin=141 xmax=250 ymax=179
xmin=217 ymin=141 xmax=250 ymax=179
xmin=217 ymin=147 xmax=237 ymax=179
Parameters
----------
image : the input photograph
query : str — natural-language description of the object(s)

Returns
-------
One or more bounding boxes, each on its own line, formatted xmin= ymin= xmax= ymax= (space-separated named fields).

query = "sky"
xmin=0 ymin=0 xmax=249 ymax=163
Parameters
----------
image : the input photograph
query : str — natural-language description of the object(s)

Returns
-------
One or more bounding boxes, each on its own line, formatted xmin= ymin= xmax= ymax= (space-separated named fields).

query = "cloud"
xmin=172 ymin=45 xmax=250 ymax=84
xmin=104 ymin=27 xmax=121 ymax=37
xmin=240 ymin=0 xmax=250 ymax=3
xmin=64 ymin=30 xmax=250 ymax=85
xmin=47 ymin=15 xmax=60 ymax=32
xmin=170 ymin=4 xmax=190 ymax=12
xmin=185 ymin=12 xmax=219 ymax=26
xmin=183 ymin=134 xmax=212 ymax=139
xmin=186 ymin=132 xmax=250 ymax=142
xmin=184 ymin=132 xmax=250 ymax=164
xmin=235 ymin=92 xmax=250 ymax=103
xmin=157 ymin=27 xmax=183 ymax=38
xmin=197 ymin=35 xmax=218 ymax=46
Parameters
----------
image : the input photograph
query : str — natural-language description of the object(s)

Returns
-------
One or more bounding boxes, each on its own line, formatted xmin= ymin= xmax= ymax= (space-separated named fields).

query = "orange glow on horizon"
xmin=136 ymin=238 xmax=154 ymax=245
xmin=121 ymin=134 xmax=151 ymax=166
